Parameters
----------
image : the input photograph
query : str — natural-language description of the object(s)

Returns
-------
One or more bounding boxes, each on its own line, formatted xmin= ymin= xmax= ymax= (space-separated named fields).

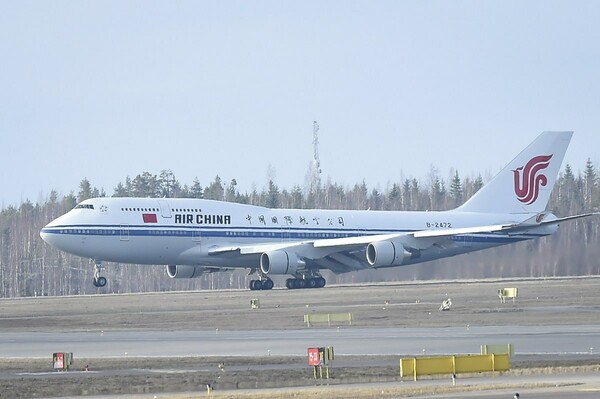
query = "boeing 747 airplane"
xmin=40 ymin=131 xmax=596 ymax=290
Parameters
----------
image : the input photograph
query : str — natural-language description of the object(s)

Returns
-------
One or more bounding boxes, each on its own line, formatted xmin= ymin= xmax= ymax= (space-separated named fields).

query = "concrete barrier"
xmin=304 ymin=313 xmax=353 ymax=327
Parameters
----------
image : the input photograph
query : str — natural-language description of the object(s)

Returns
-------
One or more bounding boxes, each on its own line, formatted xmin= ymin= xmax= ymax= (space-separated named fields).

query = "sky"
xmin=1 ymin=1 xmax=599 ymax=207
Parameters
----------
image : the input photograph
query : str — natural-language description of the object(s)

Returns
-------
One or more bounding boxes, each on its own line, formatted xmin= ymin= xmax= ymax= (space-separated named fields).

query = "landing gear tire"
xmin=249 ymin=279 xmax=273 ymax=290
xmin=92 ymin=261 xmax=107 ymax=288
xmin=93 ymin=276 xmax=107 ymax=288
xmin=316 ymin=277 xmax=326 ymax=288
xmin=285 ymin=277 xmax=326 ymax=289
xmin=262 ymin=279 xmax=274 ymax=290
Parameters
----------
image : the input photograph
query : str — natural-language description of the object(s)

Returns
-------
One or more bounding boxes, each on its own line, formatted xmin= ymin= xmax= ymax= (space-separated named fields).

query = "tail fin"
xmin=457 ymin=131 xmax=573 ymax=214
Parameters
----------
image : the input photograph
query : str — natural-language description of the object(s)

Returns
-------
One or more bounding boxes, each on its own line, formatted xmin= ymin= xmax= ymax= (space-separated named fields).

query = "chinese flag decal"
xmin=143 ymin=214 xmax=158 ymax=223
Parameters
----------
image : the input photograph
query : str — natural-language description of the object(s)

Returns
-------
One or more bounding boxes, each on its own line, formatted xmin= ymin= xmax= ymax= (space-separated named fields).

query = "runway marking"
xmin=143 ymin=368 xmax=212 ymax=374
xmin=578 ymin=388 xmax=600 ymax=392
xmin=18 ymin=371 xmax=98 ymax=376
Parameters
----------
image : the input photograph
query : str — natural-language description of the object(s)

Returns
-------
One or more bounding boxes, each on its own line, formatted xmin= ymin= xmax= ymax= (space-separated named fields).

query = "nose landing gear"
xmin=92 ymin=261 xmax=107 ymax=288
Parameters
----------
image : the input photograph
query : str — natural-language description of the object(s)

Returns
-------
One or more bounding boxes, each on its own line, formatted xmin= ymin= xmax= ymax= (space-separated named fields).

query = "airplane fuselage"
xmin=41 ymin=197 xmax=556 ymax=269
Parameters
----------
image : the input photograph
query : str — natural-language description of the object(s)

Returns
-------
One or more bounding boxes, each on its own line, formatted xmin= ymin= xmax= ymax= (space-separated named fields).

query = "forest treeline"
xmin=0 ymin=161 xmax=598 ymax=298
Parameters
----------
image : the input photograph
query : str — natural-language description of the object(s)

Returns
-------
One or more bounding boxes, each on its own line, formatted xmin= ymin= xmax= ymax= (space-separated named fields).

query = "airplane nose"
xmin=40 ymin=226 xmax=57 ymax=247
xmin=40 ymin=220 xmax=90 ymax=259
xmin=40 ymin=217 xmax=64 ymax=249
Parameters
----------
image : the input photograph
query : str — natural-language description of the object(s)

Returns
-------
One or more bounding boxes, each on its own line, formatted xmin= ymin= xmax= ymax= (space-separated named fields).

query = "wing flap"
xmin=413 ymin=224 xmax=515 ymax=238
xmin=207 ymin=241 xmax=310 ymax=256
xmin=312 ymin=233 xmax=407 ymax=248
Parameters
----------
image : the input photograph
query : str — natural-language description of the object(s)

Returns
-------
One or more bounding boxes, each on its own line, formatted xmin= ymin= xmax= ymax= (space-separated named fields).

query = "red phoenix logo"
xmin=513 ymin=155 xmax=553 ymax=205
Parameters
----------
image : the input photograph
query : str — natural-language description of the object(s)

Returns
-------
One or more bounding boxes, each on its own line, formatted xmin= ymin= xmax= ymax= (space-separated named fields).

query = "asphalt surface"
xmin=2 ymin=277 xmax=600 ymax=398
xmin=2 ymin=325 xmax=600 ymax=358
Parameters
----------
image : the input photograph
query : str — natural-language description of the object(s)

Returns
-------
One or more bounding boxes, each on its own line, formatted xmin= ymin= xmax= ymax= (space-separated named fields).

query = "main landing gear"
xmin=284 ymin=270 xmax=326 ymax=289
xmin=249 ymin=278 xmax=274 ymax=291
xmin=285 ymin=276 xmax=326 ymax=289
xmin=248 ymin=270 xmax=326 ymax=290
xmin=92 ymin=261 xmax=107 ymax=288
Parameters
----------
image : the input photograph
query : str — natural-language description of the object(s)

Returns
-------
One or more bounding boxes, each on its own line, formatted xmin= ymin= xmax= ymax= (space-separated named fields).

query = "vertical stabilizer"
xmin=457 ymin=131 xmax=573 ymax=214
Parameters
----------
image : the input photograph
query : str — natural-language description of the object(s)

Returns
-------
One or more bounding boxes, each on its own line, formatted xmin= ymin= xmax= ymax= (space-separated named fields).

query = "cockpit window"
xmin=74 ymin=204 xmax=94 ymax=210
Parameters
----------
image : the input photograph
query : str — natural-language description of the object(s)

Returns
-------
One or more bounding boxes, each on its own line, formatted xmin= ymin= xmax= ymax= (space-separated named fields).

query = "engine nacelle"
xmin=259 ymin=251 xmax=300 ymax=275
xmin=366 ymin=241 xmax=410 ymax=267
xmin=166 ymin=265 xmax=204 ymax=279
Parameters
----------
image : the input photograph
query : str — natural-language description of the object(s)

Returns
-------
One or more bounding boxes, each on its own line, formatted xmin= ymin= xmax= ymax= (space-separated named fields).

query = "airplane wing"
xmin=206 ymin=212 xmax=598 ymax=274
xmin=208 ymin=224 xmax=515 ymax=256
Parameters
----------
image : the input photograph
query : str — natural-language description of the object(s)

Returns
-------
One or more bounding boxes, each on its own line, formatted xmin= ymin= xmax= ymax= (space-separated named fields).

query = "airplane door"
xmin=120 ymin=224 xmax=130 ymax=241
xmin=192 ymin=228 xmax=201 ymax=244
xmin=157 ymin=200 xmax=172 ymax=218
xmin=282 ymin=227 xmax=291 ymax=241
xmin=462 ymin=234 xmax=473 ymax=248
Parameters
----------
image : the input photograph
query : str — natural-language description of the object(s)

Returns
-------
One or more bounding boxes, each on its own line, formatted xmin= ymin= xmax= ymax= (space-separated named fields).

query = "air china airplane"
xmin=40 ymin=131 xmax=596 ymax=290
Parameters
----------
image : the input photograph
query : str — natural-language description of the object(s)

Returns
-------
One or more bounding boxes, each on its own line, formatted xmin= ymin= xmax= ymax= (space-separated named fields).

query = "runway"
xmin=3 ymin=278 xmax=600 ymax=397
xmin=3 ymin=324 xmax=599 ymax=358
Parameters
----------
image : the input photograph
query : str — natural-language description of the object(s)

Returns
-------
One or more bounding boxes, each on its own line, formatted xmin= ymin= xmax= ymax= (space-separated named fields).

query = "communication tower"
xmin=312 ymin=121 xmax=321 ymax=174
xmin=308 ymin=121 xmax=322 ymax=193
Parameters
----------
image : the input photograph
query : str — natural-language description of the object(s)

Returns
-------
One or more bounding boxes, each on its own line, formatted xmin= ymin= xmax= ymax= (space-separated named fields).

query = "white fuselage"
xmin=40 ymin=197 xmax=556 ymax=271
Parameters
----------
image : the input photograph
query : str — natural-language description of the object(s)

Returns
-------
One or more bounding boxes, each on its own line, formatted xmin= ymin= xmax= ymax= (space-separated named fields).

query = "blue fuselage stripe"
xmin=40 ymin=225 xmax=544 ymax=244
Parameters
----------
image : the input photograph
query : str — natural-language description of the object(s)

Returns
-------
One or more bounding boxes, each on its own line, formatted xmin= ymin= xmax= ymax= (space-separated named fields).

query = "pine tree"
xmin=204 ymin=176 xmax=224 ymax=200
xmin=388 ymin=183 xmax=401 ymax=210
xmin=473 ymin=174 xmax=484 ymax=192
xmin=77 ymin=179 xmax=93 ymax=202
xmin=225 ymin=179 xmax=238 ymax=203
xmin=266 ymin=180 xmax=280 ymax=208
xmin=402 ymin=179 xmax=412 ymax=210
xmin=290 ymin=185 xmax=303 ymax=209
xmin=430 ymin=177 xmax=446 ymax=210
xmin=158 ymin=170 xmax=178 ymax=198
xmin=449 ymin=171 xmax=463 ymax=208
xmin=583 ymin=158 xmax=597 ymax=211
xmin=131 ymin=172 xmax=160 ymax=197
xmin=189 ymin=178 xmax=204 ymax=199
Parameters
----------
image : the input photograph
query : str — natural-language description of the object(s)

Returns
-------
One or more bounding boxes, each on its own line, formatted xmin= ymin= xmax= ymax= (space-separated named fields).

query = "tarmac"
xmin=1 ymin=276 xmax=600 ymax=398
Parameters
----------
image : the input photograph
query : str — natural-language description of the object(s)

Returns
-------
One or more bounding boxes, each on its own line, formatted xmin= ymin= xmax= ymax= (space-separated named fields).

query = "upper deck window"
xmin=74 ymin=204 xmax=94 ymax=210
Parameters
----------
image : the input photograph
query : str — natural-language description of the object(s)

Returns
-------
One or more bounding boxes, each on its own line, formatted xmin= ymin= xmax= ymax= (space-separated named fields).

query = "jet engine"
xmin=166 ymin=265 xmax=205 ymax=279
xmin=366 ymin=241 xmax=411 ymax=267
xmin=259 ymin=251 xmax=301 ymax=275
